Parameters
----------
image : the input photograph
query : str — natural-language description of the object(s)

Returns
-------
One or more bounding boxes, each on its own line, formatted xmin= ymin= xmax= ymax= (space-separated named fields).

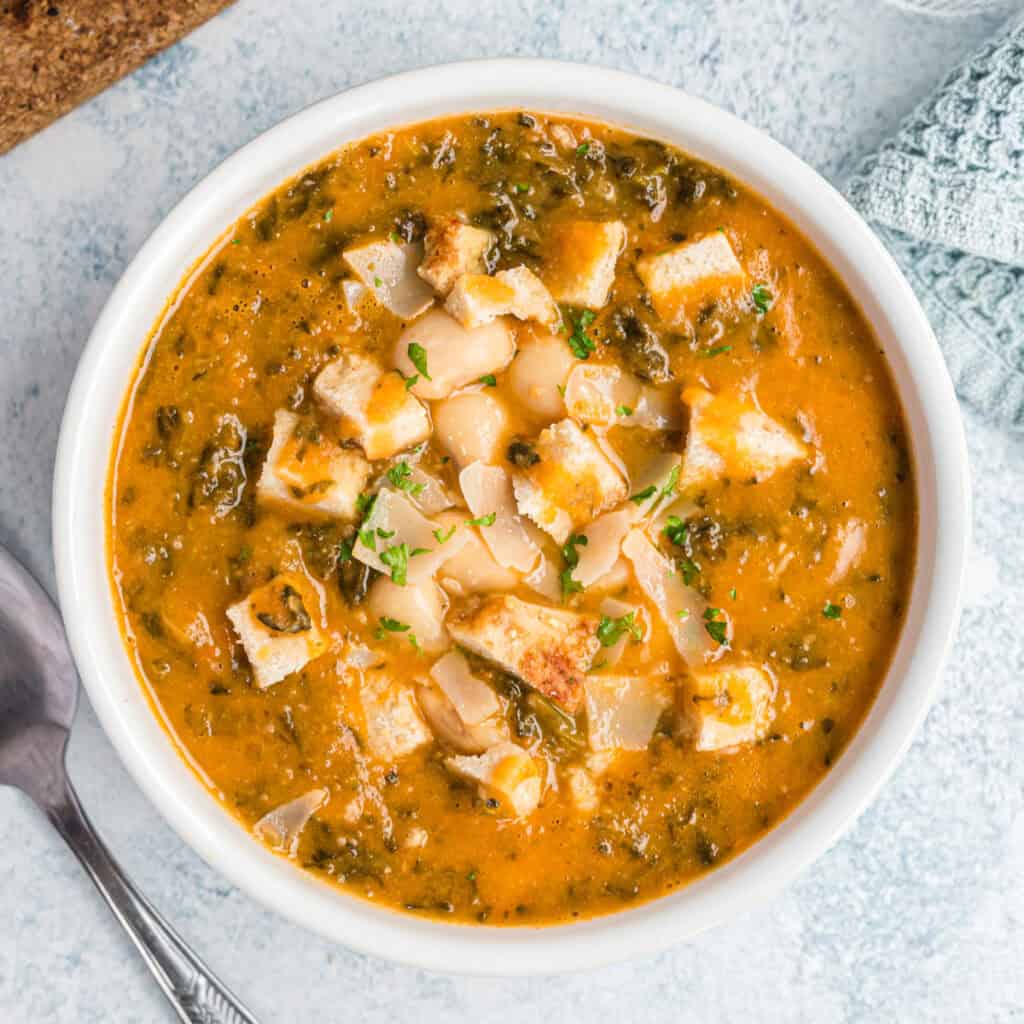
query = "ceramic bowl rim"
xmin=52 ymin=58 xmax=970 ymax=975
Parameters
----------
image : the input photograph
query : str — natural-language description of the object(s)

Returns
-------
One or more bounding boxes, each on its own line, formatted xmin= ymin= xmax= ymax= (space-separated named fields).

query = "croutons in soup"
xmin=108 ymin=112 xmax=916 ymax=924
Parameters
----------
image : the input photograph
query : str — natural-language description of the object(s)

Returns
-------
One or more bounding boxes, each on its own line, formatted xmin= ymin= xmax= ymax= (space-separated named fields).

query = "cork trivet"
xmin=0 ymin=0 xmax=235 ymax=155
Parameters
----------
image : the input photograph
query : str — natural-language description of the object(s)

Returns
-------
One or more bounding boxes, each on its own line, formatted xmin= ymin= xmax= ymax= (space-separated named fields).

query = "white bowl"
xmin=53 ymin=59 xmax=970 ymax=975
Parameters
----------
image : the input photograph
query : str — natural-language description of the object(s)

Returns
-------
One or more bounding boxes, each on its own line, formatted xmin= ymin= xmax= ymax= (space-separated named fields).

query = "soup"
xmin=108 ymin=112 xmax=916 ymax=925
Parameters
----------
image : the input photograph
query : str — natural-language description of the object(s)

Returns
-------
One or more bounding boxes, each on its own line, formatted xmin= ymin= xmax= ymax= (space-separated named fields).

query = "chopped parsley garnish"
xmin=479 ymin=373 xmax=497 ymax=387
xmin=677 ymin=608 xmax=691 ymax=621
xmin=700 ymin=344 xmax=732 ymax=358
xmin=704 ymin=606 xmax=729 ymax=645
xmin=660 ymin=464 xmax=680 ymax=499
xmin=596 ymin=610 xmax=643 ymax=647
xmin=378 ymin=616 xmax=409 ymax=633
xmin=323 ymin=209 xmax=334 ymax=222
xmin=515 ymin=183 xmax=530 ymax=194
xmin=679 ymin=557 xmax=700 ymax=586
xmin=338 ymin=536 xmax=355 ymax=564
xmin=432 ymin=524 xmax=457 ymax=544
xmin=752 ymin=283 xmax=773 ymax=314
xmin=823 ymin=601 xmax=842 ymax=619
xmin=663 ymin=514 xmax=688 ymax=547
xmin=380 ymin=543 xmax=430 ymax=586
xmin=576 ymin=142 xmax=590 ymax=156
xmin=567 ymin=310 xmax=597 ymax=359
xmin=408 ymin=632 xmax=421 ymax=652
xmin=560 ymin=533 xmax=588 ymax=597
xmin=231 ymin=238 xmax=241 ymax=245
xmin=355 ymin=492 xmax=376 ymax=518
xmin=388 ymin=230 xmax=401 ymax=243
xmin=373 ymin=276 xmax=383 ymax=287
xmin=386 ymin=461 xmax=425 ymax=496
xmin=375 ymin=527 xmax=395 ymax=539
xmin=407 ymin=342 xmax=431 ymax=380
xmin=616 ymin=404 xmax=633 ymax=417
xmin=358 ymin=526 xmax=377 ymax=551
xmin=466 ymin=512 xmax=496 ymax=527
xmin=402 ymin=372 xmax=419 ymax=391
xmin=629 ymin=484 xmax=657 ymax=504
xmin=729 ymin=587 xmax=737 ymax=600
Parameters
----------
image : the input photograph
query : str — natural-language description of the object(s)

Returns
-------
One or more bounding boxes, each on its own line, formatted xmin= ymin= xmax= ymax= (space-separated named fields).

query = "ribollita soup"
xmin=108 ymin=112 xmax=916 ymax=925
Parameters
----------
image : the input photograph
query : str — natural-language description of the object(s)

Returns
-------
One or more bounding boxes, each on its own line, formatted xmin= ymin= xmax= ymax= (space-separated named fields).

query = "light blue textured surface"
xmin=1 ymin=2 xmax=1021 ymax=1021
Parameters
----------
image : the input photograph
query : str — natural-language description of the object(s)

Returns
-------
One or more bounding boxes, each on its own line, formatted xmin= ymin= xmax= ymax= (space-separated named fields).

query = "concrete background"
xmin=1 ymin=1 xmax=1021 ymax=1020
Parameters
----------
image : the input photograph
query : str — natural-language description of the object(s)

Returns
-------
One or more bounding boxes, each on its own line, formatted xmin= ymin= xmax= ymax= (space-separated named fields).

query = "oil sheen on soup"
xmin=108 ymin=112 xmax=916 ymax=925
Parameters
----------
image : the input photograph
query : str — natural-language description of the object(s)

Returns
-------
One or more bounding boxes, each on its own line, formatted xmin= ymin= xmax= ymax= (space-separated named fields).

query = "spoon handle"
xmin=46 ymin=774 xmax=259 ymax=1024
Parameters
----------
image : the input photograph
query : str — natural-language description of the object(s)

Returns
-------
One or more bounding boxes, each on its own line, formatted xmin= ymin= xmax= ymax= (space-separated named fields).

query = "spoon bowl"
xmin=0 ymin=542 xmax=258 ymax=1024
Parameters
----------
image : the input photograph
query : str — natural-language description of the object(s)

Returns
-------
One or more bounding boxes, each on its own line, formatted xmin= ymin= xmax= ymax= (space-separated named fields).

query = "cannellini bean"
xmin=394 ymin=309 xmax=515 ymax=400
xmin=504 ymin=327 xmax=576 ymax=424
xmin=432 ymin=391 xmax=509 ymax=468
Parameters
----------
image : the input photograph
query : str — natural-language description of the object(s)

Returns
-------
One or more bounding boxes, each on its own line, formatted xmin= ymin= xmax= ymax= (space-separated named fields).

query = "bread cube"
xmin=447 ymin=595 xmax=600 ymax=711
xmin=257 ymin=410 xmax=370 ymax=520
xmin=497 ymin=266 xmax=560 ymax=328
xmin=360 ymin=670 xmax=433 ymax=763
xmin=417 ymin=218 xmax=493 ymax=295
xmin=681 ymin=386 xmax=807 ymax=489
xmin=444 ymin=273 xmax=517 ymax=329
xmin=446 ymin=741 xmax=542 ymax=818
xmin=433 ymin=391 xmax=509 ymax=468
xmin=511 ymin=418 xmax=627 ymax=544
xmin=445 ymin=267 xmax=558 ymax=330
xmin=687 ymin=665 xmax=776 ymax=752
xmin=637 ymin=233 xmax=746 ymax=327
xmin=226 ymin=573 xmax=327 ymax=689
xmin=393 ymin=308 xmax=515 ymax=401
xmin=313 ymin=352 xmax=430 ymax=461
xmin=543 ymin=220 xmax=626 ymax=309
xmin=504 ymin=326 xmax=575 ymax=424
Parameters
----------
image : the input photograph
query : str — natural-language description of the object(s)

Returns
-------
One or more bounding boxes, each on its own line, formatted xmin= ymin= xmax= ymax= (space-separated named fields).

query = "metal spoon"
xmin=0 ymin=543 xmax=259 ymax=1024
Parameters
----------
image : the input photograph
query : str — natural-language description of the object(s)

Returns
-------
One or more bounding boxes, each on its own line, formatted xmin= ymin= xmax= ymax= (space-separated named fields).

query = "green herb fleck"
xmin=567 ymin=310 xmax=597 ymax=360
xmin=373 ymin=275 xmax=383 ymax=287
xmin=389 ymin=231 xmax=401 ymax=243
xmin=338 ymin=537 xmax=355 ymax=564
xmin=663 ymin=514 xmax=688 ymax=547
xmin=375 ymin=527 xmax=395 ymax=539
xmin=629 ymin=484 xmax=657 ymax=505
xmin=378 ymin=616 xmax=410 ymax=633
xmin=323 ymin=209 xmax=334 ymax=222
xmin=576 ymin=142 xmax=590 ymax=156
xmin=466 ymin=513 xmax=496 ymax=528
xmin=515 ymin=183 xmax=529 ymax=194
xmin=407 ymin=342 xmax=431 ymax=380
xmin=752 ymin=283 xmax=773 ymax=314
xmin=560 ymin=534 xmax=588 ymax=597
xmin=433 ymin=525 xmax=457 ymax=544
xmin=660 ymin=464 xmax=680 ymax=499
xmin=823 ymin=601 xmax=842 ymax=620
xmin=380 ymin=543 xmax=430 ymax=586
xmin=387 ymin=461 xmax=425 ymax=496
xmin=703 ymin=607 xmax=729 ymax=645
xmin=596 ymin=610 xmax=643 ymax=647
xmin=479 ymin=374 xmax=497 ymax=387
xmin=616 ymin=404 xmax=633 ymax=417
xmin=358 ymin=526 xmax=377 ymax=551
xmin=729 ymin=587 xmax=737 ymax=600
xmin=700 ymin=344 xmax=733 ymax=358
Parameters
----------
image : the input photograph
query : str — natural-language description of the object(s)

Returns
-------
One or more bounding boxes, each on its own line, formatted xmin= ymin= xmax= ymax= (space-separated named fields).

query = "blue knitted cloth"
xmin=847 ymin=11 xmax=1024 ymax=430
